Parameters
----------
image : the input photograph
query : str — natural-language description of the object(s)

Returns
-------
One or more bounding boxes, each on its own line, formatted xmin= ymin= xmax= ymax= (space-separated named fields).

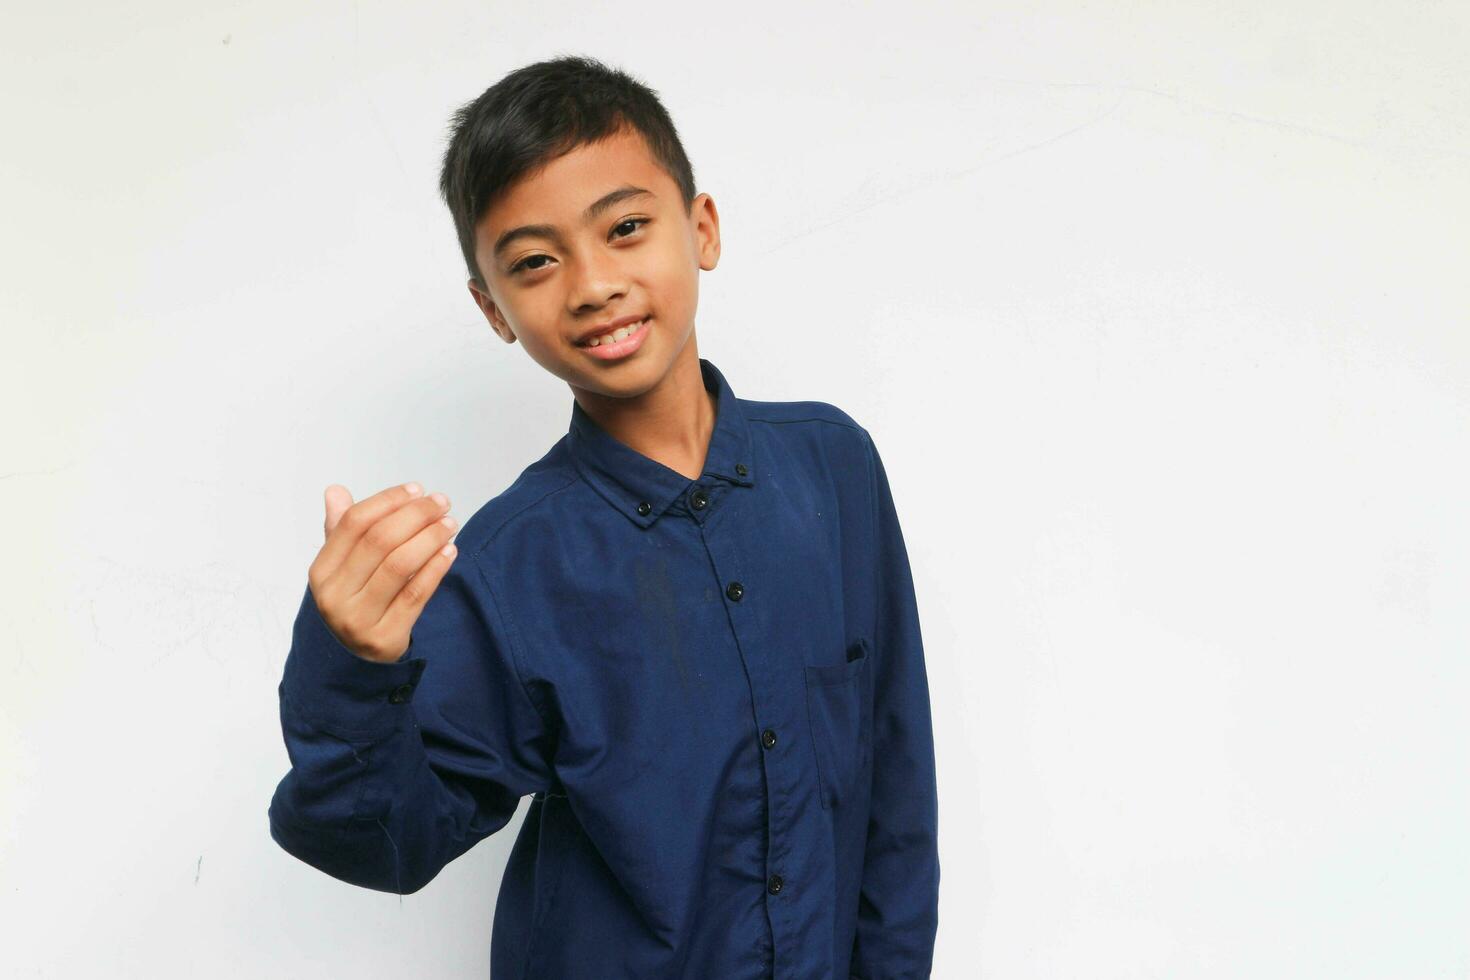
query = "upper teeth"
xmin=584 ymin=318 xmax=645 ymax=346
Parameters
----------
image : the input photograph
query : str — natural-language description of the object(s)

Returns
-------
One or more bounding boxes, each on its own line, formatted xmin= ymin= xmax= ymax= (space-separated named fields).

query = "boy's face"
xmin=468 ymin=126 xmax=720 ymax=398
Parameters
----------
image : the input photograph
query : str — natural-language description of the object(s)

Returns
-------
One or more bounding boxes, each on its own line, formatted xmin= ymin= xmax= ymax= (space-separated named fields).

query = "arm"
xmin=851 ymin=429 xmax=941 ymax=978
xmin=267 ymin=548 xmax=556 ymax=895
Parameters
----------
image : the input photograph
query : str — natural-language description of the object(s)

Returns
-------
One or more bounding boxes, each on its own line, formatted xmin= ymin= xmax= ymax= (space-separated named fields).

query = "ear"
xmin=690 ymin=192 xmax=721 ymax=271
xmin=467 ymin=278 xmax=517 ymax=344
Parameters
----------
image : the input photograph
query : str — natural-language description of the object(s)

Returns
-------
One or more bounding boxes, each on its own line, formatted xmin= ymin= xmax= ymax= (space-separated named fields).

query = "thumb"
xmin=323 ymin=484 xmax=354 ymax=539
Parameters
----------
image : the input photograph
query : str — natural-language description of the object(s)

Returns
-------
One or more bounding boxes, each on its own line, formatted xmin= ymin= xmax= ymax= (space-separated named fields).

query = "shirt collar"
xmin=567 ymin=357 xmax=756 ymax=528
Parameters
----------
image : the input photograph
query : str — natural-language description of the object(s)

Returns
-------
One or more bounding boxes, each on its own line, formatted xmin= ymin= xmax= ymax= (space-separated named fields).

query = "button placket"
xmin=700 ymin=528 xmax=790 ymax=914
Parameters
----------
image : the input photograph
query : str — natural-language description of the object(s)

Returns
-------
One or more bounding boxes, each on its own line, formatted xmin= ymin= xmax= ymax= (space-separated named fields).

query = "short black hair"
xmin=438 ymin=54 xmax=699 ymax=289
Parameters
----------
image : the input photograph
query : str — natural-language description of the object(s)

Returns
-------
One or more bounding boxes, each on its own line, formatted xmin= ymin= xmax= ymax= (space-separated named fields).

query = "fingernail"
xmin=430 ymin=492 xmax=449 ymax=508
xmin=405 ymin=482 xmax=423 ymax=496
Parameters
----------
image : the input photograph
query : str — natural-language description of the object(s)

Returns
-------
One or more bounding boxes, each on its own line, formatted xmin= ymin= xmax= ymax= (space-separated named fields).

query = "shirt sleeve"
xmin=267 ymin=546 xmax=557 ymax=895
xmin=851 ymin=428 xmax=941 ymax=978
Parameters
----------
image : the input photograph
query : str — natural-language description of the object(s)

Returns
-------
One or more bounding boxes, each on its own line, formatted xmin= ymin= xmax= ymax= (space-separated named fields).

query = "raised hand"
xmin=308 ymin=482 xmax=459 ymax=663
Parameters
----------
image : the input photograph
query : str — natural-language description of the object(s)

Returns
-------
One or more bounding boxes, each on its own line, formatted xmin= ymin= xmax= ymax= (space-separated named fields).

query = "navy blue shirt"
xmin=268 ymin=357 xmax=940 ymax=978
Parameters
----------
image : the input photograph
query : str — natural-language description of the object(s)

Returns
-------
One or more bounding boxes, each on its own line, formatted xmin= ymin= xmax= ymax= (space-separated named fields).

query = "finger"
xmin=311 ymin=482 xmax=427 ymax=589
xmin=323 ymin=484 xmax=354 ymax=540
xmin=371 ymin=521 xmax=460 ymax=642
xmin=334 ymin=490 xmax=452 ymax=604
xmin=353 ymin=494 xmax=457 ymax=614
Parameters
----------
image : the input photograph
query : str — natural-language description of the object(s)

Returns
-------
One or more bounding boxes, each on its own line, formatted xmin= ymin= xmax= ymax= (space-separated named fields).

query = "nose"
xmin=567 ymin=247 xmax=630 ymax=315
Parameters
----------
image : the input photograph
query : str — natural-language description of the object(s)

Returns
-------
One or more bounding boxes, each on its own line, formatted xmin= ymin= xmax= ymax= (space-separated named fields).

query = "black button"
xmin=761 ymin=729 xmax=777 ymax=749
xmin=636 ymin=501 xmax=651 ymax=515
xmin=735 ymin=462 xmax=748 ymax=476
xmin=690 ymin=488 xmax=708 ymax=510
xmin=767 ymin=873 xmax=783 ymax=895
xmin=388 ymin=683 xmax=415 ymax=704
xmin=726 ymin=581 xmax=744 ymax=601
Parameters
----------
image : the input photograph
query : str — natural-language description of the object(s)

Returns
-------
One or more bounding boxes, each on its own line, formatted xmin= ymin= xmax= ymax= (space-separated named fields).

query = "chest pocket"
xmin=804 ymin=637 xmax=873 ymax=810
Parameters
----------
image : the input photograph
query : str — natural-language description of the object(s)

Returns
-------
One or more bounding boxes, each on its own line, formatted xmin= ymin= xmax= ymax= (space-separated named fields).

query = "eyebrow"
xmin=492 ymin=185 xmax=656 ymax=261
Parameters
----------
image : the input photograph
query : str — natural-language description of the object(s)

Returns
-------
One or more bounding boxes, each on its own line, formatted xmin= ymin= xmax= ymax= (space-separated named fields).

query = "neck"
xmin=571 ymin=344 xmax=716 ymax=482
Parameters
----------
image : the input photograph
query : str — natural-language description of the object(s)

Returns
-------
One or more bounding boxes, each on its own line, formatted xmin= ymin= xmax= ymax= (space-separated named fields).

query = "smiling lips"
xmin=578 ymin=316 xmax=651 ymax=360
xmin=578 ymin=313 xmax=648 ymax=346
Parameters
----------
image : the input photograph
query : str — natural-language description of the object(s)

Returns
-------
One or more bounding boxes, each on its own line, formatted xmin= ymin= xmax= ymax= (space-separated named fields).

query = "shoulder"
xmin=446 ymin=437 xmax=583 ymax=565
xmin=739 ymin=394 xmax=880 ymax=467
xmin=739 ymin=395 xmax=872 ymax=444
xmin=737 ymin=395 xmax=882 ymax=511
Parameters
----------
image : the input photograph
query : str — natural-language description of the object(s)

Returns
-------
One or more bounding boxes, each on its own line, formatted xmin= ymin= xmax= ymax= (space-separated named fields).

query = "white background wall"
xmin=4 ymin=1 xmax=1467 ymax=976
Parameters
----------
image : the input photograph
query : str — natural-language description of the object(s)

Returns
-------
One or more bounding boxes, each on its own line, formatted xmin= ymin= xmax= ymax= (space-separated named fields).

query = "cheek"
xmin=651 ymin=248 xmax=697 ymax=297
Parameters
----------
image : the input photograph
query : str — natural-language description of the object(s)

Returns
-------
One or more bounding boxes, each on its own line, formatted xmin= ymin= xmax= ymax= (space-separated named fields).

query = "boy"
xmin=268 ymin=55 xmax=939 ymax=979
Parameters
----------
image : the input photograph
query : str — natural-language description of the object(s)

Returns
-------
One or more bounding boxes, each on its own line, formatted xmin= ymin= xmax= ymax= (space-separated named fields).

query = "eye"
xmin=509 ymin=254 xmax=551 ymax=275
xmin=508 ymin=218 xmax=651 ymax=276
xmin=612 ymin=217 xmax=650 ymax=239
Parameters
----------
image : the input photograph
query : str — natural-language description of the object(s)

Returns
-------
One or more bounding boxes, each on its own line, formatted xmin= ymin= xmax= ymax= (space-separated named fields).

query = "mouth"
xmin=576 ymin=315 xmax=652 ymax=360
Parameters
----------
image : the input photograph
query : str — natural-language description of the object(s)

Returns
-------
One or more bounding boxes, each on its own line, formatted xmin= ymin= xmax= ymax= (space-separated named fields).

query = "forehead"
xmin=481 ymin=127 xmax=668 ymax=230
